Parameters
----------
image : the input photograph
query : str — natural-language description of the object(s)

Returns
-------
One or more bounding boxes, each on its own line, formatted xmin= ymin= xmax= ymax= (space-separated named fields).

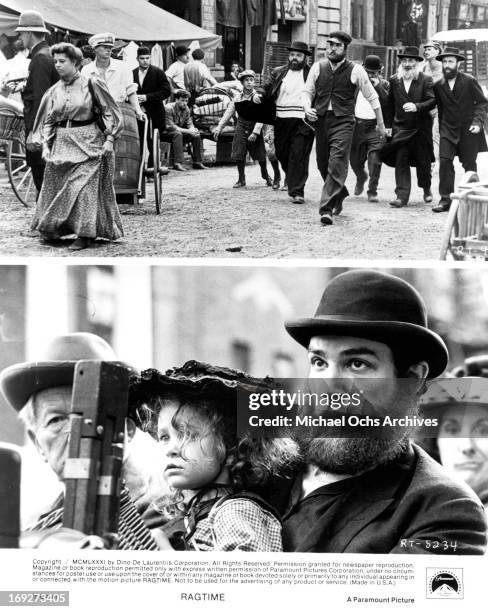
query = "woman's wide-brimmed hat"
xmin=0 ymin=333 xmax=138 ymax=412
xmin=129 ymin=360 xmax=275 ymax=426
xmin=16 ymin=10 xmax=49 ymax=34
xmin=437 ymin=46 xmax=466 ymax=62
xmin=397 ymin=46 xmax=424 ymax=61
xmin=285 ymin=270 xmax=449 ymax=379
xmin=287 ymin=41 xmax=312 ymax=56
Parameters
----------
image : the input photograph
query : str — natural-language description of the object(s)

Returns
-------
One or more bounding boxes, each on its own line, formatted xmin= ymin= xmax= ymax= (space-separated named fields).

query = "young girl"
xmin=213 ymin=70 xmax=273 ymax=189
xmin=130 ymin=361 xmax=299 ymax=551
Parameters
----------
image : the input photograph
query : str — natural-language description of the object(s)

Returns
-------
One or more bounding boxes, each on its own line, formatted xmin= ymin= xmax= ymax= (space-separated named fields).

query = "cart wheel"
xmin=6 ymin=140 xmax=36 ymax=207
xmin=153 ymin=128 xmax=162 ymax=215
xmin=439 ymin=199 xmax=460 ymax=260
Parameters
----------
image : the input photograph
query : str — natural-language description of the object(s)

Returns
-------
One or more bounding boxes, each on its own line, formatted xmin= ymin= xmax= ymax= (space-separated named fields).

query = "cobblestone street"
xmin=0 ymin=143 xmax=480 ymax=260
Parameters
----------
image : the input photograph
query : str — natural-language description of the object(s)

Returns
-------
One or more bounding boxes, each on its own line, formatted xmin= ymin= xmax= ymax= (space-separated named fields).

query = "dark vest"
xmin=314 ymin=60 xmax=356 ymax=117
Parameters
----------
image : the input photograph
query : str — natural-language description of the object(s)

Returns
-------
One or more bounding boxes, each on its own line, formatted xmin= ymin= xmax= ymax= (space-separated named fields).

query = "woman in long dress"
xmin=31 ymin=43 xmax=123 ymax=251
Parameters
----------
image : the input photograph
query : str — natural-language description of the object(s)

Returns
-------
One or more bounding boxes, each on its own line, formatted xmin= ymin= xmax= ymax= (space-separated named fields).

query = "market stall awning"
xmin=0 ymin=0 xmax=221 ymax=47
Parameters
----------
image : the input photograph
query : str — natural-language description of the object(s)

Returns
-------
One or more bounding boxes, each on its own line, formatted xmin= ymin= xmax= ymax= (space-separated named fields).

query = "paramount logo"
xmin=426 ymin=568 xmax=463 ymax=599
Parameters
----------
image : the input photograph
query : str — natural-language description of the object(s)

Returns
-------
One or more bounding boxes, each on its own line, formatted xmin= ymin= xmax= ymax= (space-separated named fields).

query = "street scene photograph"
xmin=0 ymin=0 xmax=487 ymax=259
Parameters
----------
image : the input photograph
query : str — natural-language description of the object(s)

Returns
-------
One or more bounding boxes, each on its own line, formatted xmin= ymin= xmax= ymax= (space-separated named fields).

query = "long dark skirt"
xmin=31 ymin=123 xmax=123 ymax=240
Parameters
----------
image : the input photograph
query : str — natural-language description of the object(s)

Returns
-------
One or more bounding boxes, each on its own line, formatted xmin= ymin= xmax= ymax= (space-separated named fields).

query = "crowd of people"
xmin=1 ymin=10 xmax=487 ymax=246
xmin=1 ymin=270 xmax=487 ymax=552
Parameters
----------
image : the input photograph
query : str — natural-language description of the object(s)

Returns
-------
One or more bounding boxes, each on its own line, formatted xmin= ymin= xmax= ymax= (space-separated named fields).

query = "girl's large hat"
xmin=397 ymin=46 xmax=424 ymax=61
xmin=285 ymin=270 xmax=448 ymax=379
xmin=0 ymin=333 xmax=138 ymax=412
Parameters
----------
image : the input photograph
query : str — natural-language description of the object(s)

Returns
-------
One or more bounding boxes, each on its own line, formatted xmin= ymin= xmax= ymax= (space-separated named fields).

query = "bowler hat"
xmin=0 ymin=333 xmax=138 ymax=412
xmin=88 ymin=32 xmax=115 ymax=49
xmin=238 ymin=69 xmax=256 ymax=81
xmin=16 ymin=10 xmax=49 ymax=34
xmin=285 ymin=270 xmax=449 ymax=378
xmin=287 ymin=41 xmax=312 ymax=56
xmin=328 ymin=31 xmax=353 ymax=46
xmin=437 ymin=46 xmax=466 ymax=62
xmin=363 ymin=55 xmax=382 ymax=71
xmin=397 ymin=46 xmax=423 ymax=61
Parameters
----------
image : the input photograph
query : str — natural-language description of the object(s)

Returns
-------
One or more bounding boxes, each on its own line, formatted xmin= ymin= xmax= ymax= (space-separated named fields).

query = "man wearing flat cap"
xmin=381 ymin=46 xmax=436 ymax=208
xmin=280 ymin=269 xmax=487 ymax=554
xmin=0 ymin=333 xmax=164 ymax=548
xmin=421 ymin=41 xmax=443 ymax=84
xmin=432 ymin=47 xmax=488 ymax=213
xmin=255 ymin=41 xmax=314 ymax=204
xmin=15 ymin=11 xmax=58 ymax=193
xmin=302 ymin=32 xmax=387 ymax=225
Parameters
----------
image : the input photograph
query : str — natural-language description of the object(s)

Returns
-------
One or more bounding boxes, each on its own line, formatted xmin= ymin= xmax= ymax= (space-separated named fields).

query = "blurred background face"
xmin=437 ymin=405 xmax=488 ymax=489
xmin=175 ymin=97 xmax=189 ymax=110
xmin=178 ymin=51 xmax=190 ymax=64
xmin=94 ymin=45 xmax=112 ymax=61
xmin=19 ymin=32 xmax=34 ymax=50
xmin=442 ymin=57 xmax=459 ymax=79
xmin=53 ymin=54 xmax=78 ymax=79
xmin=423 ymin=46 xmax=439 ymax=60
xmin=137 ymin=54 xmax=151 ymax=70
xmin=241 ymin=76 xmax=254 ymax=90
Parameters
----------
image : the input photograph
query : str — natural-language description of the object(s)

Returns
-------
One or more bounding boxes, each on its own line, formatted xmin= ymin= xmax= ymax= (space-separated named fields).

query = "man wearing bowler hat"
xmin=0 ymin=333 xmax=164 ymax=548
xmin=350 ymin=55 xmax=390 ymax=203
xmin=280 ymin=269 xmax=487 ymax=554
xmin=302 ymin=32 xmax=387 ymax=225
xmin=432 ymin=47 xmax=488 ymax=213
xmin=255 ymin=41 xmax=315 ymax=204
xmin=381 ymin=46 xmax=436 ymax=208
xmin=15 ymin=11 xmax=58 ymax=194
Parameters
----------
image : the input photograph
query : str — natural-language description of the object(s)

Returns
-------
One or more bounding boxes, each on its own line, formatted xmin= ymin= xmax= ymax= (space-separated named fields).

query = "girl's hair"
xmin=51 ymin=43 xmax=83 ymax=68
xmin=140 ymin=391 xmax=301 ymax=519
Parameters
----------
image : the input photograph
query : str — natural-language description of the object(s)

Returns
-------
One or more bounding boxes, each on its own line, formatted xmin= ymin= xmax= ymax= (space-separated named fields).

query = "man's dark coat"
xmin=434 ymin=71 xmax=488 ymax=158
xmin=22 ymin=41 xmax=59 ymax=134
xmin=278 ymin=444 xmax=487 ymax=554
xmin=133 ymin=65 xmax=171 ymax=132
xmin=381 ymin=72 xmax=436 ymax=167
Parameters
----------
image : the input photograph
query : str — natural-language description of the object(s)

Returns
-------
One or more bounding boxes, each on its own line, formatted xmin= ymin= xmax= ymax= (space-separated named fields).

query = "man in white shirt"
xmin=166 ymin=45 xmax=191 ymax=91
xmin=257 ymin=41 xmax=314 ymax=204
xmin=184 ymin=48 xmax=217 ymax=105
xmin=81 ymin=32 xmax=143 ymax=119
xmin=350 ymin=55 xmax=390 ymax=203
xmin=302 ymin=32 xmax=386 ymax=225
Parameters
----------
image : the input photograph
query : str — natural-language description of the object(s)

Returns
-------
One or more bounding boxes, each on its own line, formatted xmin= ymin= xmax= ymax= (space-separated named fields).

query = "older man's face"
xmin=29 ymin=387 xmax=72 ymax=480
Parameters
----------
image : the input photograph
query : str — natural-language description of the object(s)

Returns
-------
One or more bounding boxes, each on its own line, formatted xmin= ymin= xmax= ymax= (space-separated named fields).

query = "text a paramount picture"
xmin=0 ymin=3 xmax=488 ymax=259
xmin=0 ymin=265 xmax=487 ymax=609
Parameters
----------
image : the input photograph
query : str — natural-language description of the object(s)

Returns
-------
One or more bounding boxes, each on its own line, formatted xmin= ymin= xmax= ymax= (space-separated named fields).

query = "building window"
xmin=351 ymin=0 xmax=366 ymax=40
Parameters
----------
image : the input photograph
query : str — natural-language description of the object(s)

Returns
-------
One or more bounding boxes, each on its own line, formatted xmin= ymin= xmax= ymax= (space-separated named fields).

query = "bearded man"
xmin=255 ymin=41 xmax=314 ymax=204
xmin=381 ymin=47 xmax=436 ymax=208
xmin=432 ymin=47 xmax=488 ymax=213
xmin=302 ymin=32 xmax=386 ymax=225
xmin=280 ymin=269 xmax=487 ymax=554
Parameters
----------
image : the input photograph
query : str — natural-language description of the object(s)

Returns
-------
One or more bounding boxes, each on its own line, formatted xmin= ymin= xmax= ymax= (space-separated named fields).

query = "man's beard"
xmin=443 ymin=67 xmax=458 ymax=80
xmin=289 ymin=59 xmax=305 ymax=71
xmin=397 ymin=63 xmax=420 ymax=81
xmin=328 ymin=50 xmax=346 ymax=64
xmin=298 ymin=380 xmax=419 ymax=475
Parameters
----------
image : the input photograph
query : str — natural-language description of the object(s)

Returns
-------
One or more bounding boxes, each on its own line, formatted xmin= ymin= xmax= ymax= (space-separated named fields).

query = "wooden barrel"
xmin=114 ymin=103 xmax=141 ymax=194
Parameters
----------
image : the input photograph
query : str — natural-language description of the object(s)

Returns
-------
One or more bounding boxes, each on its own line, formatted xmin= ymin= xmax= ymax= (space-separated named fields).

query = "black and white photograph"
xmin=0 ymin=1 xmax=488 ymax=610
xmin=0 ymin=0 xmax=487 ymax=258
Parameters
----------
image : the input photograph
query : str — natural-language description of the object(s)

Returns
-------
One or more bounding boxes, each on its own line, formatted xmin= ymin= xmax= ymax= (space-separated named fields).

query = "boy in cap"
xmin=15 ymin=10 xmax=58 ymax=193
xmin=280 ymin=269 xmax=487 ymax=553
xmin=350 ymin=55 xmax=390 ymax=202
xmin=166 ymin=45 xmax=191 ymax=90
xmin=213 ymin=70 xmax=272 ymax=188
xmin=302 ymin=31 xmax=386 ymax=225
xmin=432 ymin=47 xmax=488 ymax=212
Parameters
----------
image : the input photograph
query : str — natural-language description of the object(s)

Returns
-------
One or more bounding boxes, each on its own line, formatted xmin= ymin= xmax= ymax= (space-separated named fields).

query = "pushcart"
xmin=193 ymin=86 xmax=236 ymax=164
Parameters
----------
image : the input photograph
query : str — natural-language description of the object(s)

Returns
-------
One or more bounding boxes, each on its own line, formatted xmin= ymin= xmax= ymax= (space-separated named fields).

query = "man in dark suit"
xmin=255 ymin=41 xmax=314 ymax=203
xmin=133 ymin=46 xmax=171 ymax=168
xmin=432 ymin=47 xmax=488 ymax=212
xmin=15 ymin=11 xmax=58 ymax=192
xmin=280 ymin=269 xmax=487 ymax=554
xmin=381 ymin=47 xmax=436 ymax=208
